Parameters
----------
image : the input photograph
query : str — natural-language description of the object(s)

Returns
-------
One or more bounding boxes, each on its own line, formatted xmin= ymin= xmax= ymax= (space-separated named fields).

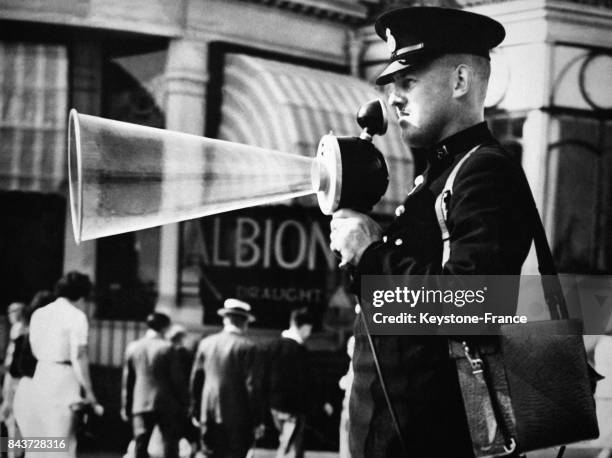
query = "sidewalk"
xmin=80 ymin=450 xmax=339 ymax=458
xmin=81 ymin=446 xmax=605 ymax=458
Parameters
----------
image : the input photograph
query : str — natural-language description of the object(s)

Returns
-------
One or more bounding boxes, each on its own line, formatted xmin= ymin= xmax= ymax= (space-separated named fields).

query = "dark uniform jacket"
xmin=349 ymin=123 xmax=535 ymax=458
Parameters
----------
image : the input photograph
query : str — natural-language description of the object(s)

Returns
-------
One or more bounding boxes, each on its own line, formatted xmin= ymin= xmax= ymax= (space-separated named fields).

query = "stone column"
xmin=157 ymin=38 xmax=208 ymax=324
xmin=520 ymin=109 xmax=555 ymax=275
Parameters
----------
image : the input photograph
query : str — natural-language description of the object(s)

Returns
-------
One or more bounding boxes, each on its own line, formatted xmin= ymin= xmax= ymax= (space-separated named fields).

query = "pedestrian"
xmin=1 ymin=301 xmax=26 ymax=458
xmin=3 ymin=291 xmax=54 ymax=458
xmin=121 ymin=312 xmax=189 ymax=458
xmin=17 ymin=272 xmax=102 ymax=457
xmin=167 ymin=324 xmax=199 ymax=457
xmin=338 ymin=335 xmax=354 ymax=458
xmin=267 ymin=308 xmax=314 ymax=458
xmin=167 ymin=324 xmax=193 ymax=384
xmin=190 ymin=299 xmax=264 ymax=458
xmin=329 ymin=7 xmax=536 ymax=457
xmin=4 ymin=303 xmax=26 ymax=369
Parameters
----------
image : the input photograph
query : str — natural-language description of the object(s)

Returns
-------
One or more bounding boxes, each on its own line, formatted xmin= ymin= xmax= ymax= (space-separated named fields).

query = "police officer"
xmin=329 ymin=6 xmax=535 ymax=458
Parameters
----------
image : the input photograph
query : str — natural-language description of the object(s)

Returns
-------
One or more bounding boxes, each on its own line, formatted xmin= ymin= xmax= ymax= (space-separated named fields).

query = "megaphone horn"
xmin=67 ymin=99 xmax=389 ymax=244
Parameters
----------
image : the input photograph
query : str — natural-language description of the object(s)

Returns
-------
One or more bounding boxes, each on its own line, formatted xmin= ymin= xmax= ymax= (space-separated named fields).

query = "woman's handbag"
xmin=438 ymin=148 xmax=600 ymax=457
xmin=69 ymin=400 xmax=104 ymax=443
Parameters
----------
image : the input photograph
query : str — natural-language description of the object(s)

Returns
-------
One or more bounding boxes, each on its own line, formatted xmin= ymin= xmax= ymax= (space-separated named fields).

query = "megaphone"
xmin=68 ymin=99 xmax=389 ymax=244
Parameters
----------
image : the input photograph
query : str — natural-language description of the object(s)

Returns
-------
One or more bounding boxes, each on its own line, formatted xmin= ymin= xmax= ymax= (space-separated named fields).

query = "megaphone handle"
xmin=333 ymin=249 xmax=350 ymax=268
xmin=333 ymin=204 xmax=376 ymax=268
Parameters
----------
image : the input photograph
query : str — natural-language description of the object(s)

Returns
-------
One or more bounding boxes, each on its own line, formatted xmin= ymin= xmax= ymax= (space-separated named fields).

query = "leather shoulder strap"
xmin=434 ymin=145 xmax=480 ymax=267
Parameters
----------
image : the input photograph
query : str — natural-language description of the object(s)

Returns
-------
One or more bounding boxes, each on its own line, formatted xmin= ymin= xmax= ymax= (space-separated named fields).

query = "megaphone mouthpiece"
xmin=314 ymin=134 xmax=388 ymax=215
xmin=357 ymin=99 xmax=388 ymax=140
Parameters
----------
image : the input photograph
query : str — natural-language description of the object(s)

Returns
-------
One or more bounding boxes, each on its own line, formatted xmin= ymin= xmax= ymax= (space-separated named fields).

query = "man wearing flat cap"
xmin=190 ymin=299 xmax=265 ymax=457
xmin=330 ymin=6 xmax=535 ymax=458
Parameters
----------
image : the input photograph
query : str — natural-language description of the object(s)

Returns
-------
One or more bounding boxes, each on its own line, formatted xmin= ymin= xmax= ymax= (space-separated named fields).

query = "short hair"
xmin=290 ymin=308 xmax=314 ymax=328
xmin=27 ymin=290 xmax=55 ymax=323
xmin=438 ymin=54 xmax=491 ymax=104
xmin=439 ymin=54 xmax=491 ymax=81
xmin=146 ymin=312 xmax=171 ymax=332
xmin=224 ymin=313 xmax=249 ymax=328
xmin=30 ymin=290 xmax=54 ymax=310
xmin=54 ymin=271 xmax=92 ymax=301
xmin=167 ymin=324 xmax=186 ymax=343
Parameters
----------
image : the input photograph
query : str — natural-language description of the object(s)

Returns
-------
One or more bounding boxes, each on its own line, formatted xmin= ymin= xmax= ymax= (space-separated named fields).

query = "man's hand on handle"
xmin=330 ymin=209 xmax=382 ymax=267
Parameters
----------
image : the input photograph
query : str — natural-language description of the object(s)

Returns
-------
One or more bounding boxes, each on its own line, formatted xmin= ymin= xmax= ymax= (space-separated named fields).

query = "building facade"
xmin=1 ymin=0 xmax=612 ymax=450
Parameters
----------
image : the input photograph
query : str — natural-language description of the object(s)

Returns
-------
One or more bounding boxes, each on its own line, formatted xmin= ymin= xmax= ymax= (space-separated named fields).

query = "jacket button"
xmin=382 ymin=236 xmax=388 ymax=243
xmin=395 ymin=238 xmax=403 ymax=246
xmin=436 ymin=145 xmax=449 ymax=159
xmin=355 ymin=304 xmax=361 ymax=314
xmin=395 ymin=205 xmax=405 ymax=217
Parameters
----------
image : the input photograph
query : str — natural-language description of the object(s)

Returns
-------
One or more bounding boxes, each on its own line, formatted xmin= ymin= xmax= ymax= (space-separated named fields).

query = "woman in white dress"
xmin=14 ymin=271 xmax=102 ymax=458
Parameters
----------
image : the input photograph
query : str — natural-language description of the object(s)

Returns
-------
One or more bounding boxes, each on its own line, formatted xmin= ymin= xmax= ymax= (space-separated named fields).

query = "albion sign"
xmin=199 ymin=215 xmax=336 ymax=271
xmin=198 ymin=206 xmax=339 ymax=328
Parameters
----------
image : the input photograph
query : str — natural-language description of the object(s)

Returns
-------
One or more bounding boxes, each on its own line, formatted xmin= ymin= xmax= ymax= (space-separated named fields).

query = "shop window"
xmin=549 ymin=116 xmax=611 ymax=274
xmin=0 ymin=191 xmax=65 ymax=309
xmin=95 ymin=47 xmax=167 ymax=320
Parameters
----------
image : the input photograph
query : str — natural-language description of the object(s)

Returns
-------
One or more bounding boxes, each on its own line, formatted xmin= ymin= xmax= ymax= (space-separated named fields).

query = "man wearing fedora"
xmin=330 ymin=6 xmax=535 ymax=458
xmin=190 ymin=299 xmax=265 ymax=458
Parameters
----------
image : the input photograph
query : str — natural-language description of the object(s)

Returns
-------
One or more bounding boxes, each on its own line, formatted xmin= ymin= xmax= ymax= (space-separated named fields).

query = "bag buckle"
xmin=462 ymin=341 xmax=483 ymax=375
xmin=442 ymin=189 xmax=452 ymax=221
xmin=503 ymin=437 xmax=516 ymax=454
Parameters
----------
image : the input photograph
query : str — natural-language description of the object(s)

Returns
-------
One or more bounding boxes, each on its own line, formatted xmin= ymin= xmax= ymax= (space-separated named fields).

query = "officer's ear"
xmin=452 ymin=64 xmax=471 ymax=99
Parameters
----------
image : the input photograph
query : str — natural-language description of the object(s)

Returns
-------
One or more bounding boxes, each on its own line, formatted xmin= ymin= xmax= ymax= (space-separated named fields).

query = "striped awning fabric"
xmin=0 ymin=42 xmax=68 ymax=194
xmin=218 ymin=54 xmax=413 ymax=215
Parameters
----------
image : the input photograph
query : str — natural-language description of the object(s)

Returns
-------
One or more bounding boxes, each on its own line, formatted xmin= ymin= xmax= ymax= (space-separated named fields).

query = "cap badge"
xmin=385 ymin=28 xmax=397 ymax=54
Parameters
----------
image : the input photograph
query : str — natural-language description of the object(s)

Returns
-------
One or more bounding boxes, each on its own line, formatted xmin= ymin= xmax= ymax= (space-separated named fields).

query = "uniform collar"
xmin=427 ymin=122 xmax=493 ymax=164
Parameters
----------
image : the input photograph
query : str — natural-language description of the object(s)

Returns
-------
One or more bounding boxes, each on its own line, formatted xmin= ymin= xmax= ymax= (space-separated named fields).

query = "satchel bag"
xmin=437 ymin=148 xmax=600 ymax=457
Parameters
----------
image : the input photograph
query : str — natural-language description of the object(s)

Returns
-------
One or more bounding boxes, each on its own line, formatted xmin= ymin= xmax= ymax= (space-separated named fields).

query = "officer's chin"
xmin=400 ymin=128 xmax=427 ymax=150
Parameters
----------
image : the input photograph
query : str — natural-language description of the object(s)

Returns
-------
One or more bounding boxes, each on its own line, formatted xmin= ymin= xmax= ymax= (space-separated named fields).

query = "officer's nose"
xmin=387 ymin=90 xmax=406 ymax=111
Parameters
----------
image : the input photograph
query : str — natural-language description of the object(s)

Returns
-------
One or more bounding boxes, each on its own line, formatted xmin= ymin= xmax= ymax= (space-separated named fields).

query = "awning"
xmin=218 ymin=54 xmax=413 ymax=214
xmin=0 ymin=42 xmax=68 ymax=194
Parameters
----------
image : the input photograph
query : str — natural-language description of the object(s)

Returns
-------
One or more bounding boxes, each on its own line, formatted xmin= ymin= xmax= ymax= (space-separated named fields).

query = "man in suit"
xmin=329 ymin=7 xmax=535 ymax=458
xmin=121 ymin=312 xmax=189 ymax=458
xmin=267 ymin=307 xmax=314 ymax=458
xmin=190 ymin=299 xmax=264 ymax=458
